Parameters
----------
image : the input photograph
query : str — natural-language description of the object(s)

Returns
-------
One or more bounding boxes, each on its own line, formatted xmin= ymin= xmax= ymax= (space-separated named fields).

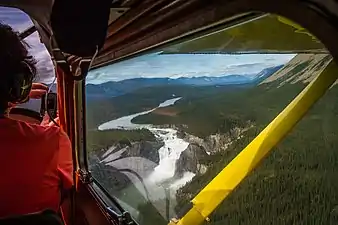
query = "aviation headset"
xmin=6 ymin=61 xmax=34 ymax=104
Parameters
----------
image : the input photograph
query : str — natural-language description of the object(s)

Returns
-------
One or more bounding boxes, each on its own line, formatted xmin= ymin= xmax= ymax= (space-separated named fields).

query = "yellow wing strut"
xmin=171 ymin=60 xmax=338 ymax=225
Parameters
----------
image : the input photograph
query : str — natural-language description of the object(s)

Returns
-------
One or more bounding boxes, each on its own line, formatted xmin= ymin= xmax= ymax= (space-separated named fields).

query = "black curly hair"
xmin=0 ymin=22 xmax=37 ymax=114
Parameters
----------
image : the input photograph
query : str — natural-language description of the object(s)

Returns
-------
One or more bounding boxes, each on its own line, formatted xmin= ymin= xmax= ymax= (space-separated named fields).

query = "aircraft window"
xmin=0 ymin=6 xmax=33 ymax=32
xmin=86 ymin=14 xmax=336 ymax=224
xmin=0 ymin=6 xmax=55 ymax=112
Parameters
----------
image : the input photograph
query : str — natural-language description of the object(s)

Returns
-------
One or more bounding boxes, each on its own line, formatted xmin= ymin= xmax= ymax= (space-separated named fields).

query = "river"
xmin=98 ymin=97 xmax=195 ymax=219
xmin=98 ymin=97 xmax=182 ymax=130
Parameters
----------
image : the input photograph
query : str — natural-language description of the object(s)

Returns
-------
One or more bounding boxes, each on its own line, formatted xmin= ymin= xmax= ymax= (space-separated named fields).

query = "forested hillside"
xmin=129 ymin=53 xmax=338 ymax=224
xmin=171 ymin=54 xmax=338 ymax=224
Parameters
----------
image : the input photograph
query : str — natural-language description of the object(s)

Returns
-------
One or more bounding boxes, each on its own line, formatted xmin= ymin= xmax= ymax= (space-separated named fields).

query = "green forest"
xmin=85 ymin=84 xmax=245 ymax=130
xmin=119 ymin=58 xmax=338 ymax=225
xmin=173 ymin=64 xmax=338 ymax=224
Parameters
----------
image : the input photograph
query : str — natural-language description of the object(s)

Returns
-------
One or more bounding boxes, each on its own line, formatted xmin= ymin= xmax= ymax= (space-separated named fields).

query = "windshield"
xmin=86 ymin=14 xmax=336 ymax=224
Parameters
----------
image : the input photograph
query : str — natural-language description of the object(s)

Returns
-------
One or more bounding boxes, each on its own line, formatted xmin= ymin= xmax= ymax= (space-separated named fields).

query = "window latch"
xmin=78 ymin=169 xmax=93 ymax=184
xmin=106 ymin=207 xmax=137 ymax=225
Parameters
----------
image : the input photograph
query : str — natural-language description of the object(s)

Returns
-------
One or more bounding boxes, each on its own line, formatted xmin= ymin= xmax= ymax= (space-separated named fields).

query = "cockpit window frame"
xmin=79 ymin=1 xmax=338 ymax=224
xmin=19 ymin=25 xmax=37 ymax=40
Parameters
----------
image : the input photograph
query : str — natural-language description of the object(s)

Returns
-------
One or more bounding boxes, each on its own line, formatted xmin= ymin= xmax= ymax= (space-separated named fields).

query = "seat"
xmin=0 ymin=210 xmax=64 ymax=225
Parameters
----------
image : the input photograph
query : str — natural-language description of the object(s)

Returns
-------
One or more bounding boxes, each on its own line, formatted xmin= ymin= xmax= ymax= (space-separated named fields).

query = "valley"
xmin=86 ymin=52 xmax=338 ymax=224
xmin=85 ymin=64 xmax=283 ymax=130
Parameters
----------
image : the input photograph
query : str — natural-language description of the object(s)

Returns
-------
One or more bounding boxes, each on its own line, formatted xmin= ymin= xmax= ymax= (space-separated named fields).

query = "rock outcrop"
xmin=88 ymin=139 xmax=164 ymax=193
xmin=175 ymin=143 xmax=209 ymax=177
xmin=182 ymin=126 xmax=250 ymax=154
xmin=92 ymin=140 xmax=164 ymax=164
xmin=175 ymin=125 xmax=251 ymax=177
xmin=120 ymin=140 xmax=163 ymax=164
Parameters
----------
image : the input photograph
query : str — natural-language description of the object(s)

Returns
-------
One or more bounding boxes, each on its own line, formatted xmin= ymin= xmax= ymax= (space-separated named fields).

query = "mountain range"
xmin=85 ymin=65 xmax=283 ymax=98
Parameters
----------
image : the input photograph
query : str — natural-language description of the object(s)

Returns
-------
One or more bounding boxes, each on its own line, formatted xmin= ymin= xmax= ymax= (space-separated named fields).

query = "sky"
xmin=1 ymin=6 xmax=296 ymax=85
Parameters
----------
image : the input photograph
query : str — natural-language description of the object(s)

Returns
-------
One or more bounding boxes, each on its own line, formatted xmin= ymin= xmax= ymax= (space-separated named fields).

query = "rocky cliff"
xmin=174 ymin=143 xmax=208 ymax=178
xmin=119 ymin=140 xmax=163 ymax=164
xmin=88 ymin=139 xmax=164 ymax=194
xmin=175 ymin=125 xmax=251 ymax=177
xmin=91 ymin=139 xmax=164 ymax=164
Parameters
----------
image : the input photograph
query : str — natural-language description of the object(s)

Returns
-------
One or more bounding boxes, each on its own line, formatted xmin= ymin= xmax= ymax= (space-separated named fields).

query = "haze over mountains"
xmin=85 ymin=65 xmax=283 ymax=98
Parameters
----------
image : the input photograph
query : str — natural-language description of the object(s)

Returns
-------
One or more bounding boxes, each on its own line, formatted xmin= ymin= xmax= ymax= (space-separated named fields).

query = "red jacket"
xmin=0 ymin=117 xmax=73 ymax=218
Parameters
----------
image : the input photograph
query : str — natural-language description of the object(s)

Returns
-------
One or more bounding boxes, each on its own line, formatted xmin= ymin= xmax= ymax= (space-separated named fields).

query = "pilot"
xmin=0 ymin=23 xmax=73 ymax=218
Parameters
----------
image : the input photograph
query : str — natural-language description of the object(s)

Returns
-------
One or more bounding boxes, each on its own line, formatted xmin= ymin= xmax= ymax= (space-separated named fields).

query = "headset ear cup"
xmin=20 ymin=72 xmax=33 ymax=103
xmin=8 ymin=62 xmax=33 ymax=104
